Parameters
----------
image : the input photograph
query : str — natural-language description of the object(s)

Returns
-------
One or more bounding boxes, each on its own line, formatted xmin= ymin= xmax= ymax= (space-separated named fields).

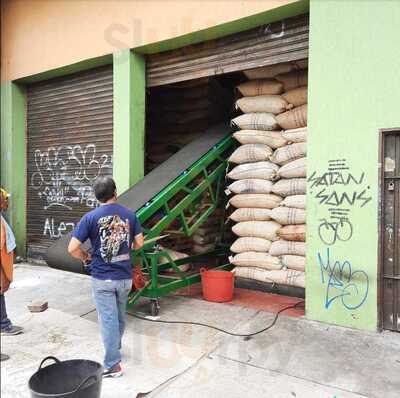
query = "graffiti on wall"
xmin=43 ymin=218 xmax=76 ymax=239
xmin=29 ymin=143 xmax=112 ymax=239
xmin=31 ymin=144 xmax=112 ymax=210
xmin=317 ymin=248 xmax=369 ymax=310
xmin=309 ymin=159 xmax=370 ymax=311
xmin=308 ymin=159 xmax=371 ymax=208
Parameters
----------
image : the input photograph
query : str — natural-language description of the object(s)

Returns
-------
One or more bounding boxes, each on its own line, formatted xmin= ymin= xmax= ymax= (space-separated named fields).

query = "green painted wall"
xmin=307 ymin=0 xmax=400 ymax=330
xmin=1 ymin=81 xmax=27 ymax=255
xmin=113 ymin=50 xmax=146 ymax=193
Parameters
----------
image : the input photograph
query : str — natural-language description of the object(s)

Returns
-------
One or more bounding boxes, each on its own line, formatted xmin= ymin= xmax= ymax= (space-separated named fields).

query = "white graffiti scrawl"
xmin=30 ymin=143 xmax=112 ymax=241
xmin=31 ymin=144 xmax=112 ymax=210
xmin=43 ymin=218 xmax=75 ymax=239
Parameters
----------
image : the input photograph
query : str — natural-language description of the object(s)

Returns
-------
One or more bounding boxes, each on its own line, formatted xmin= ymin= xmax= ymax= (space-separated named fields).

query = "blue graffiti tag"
xmin=317 ymin=248 xmax=369 ymax=310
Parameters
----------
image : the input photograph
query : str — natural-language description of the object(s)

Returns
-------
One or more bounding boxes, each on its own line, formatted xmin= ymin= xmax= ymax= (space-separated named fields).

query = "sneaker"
xmin=1 ymin=353 xmax=10 ymax=362
xmin=1 ymin=325 xmax=24 ymax=336
xmin=102 ymin=363 xmax=123 ymax=378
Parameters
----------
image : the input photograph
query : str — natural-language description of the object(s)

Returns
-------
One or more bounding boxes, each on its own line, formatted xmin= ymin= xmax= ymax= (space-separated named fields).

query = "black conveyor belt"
xmin=118 ymin=124 xmax=231 ymax=210
xmin=45 ymin=124 xmax=232 ymax=274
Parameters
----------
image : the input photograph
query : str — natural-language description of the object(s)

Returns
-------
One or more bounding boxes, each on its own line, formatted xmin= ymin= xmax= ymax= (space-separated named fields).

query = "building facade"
xmin=1 ymin=0 xmax=399 ymax=332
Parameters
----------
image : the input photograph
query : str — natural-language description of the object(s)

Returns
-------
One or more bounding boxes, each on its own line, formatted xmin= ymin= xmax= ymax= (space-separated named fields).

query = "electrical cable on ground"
xmin=130 ymin=300 xmax=305 ymax=339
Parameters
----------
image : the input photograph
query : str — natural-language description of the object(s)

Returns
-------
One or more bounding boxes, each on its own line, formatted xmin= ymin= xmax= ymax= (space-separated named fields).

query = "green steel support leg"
xmin=150 ymin=252 xmax=159 ymax=293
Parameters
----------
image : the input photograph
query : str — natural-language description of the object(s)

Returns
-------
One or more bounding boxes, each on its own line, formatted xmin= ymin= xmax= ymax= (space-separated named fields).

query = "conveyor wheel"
xmin=150 ymin=299 xmax=160 ymax=317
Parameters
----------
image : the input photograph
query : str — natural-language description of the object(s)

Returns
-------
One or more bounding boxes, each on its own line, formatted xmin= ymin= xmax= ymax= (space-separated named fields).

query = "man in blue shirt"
xmin=68 ymin=176 xmax=144 ymax=378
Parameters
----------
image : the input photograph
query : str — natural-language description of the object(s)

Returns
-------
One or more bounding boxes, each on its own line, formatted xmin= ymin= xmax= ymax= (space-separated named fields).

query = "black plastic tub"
xmin=29 ymin=356 xmax=103 ymax=398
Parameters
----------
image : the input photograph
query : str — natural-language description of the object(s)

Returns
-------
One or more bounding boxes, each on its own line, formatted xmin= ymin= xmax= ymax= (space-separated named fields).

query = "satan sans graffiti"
xmin=308 ymin=159 xmax=371 ymax=208
xmin=309 ymin=159 xmax=372 ymax=246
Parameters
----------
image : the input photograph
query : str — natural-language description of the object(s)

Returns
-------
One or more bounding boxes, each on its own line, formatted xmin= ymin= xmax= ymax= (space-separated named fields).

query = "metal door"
xmin=146 ymin=14 xmax=309 ymax=87
xmin=382 ymin=130 xmax=400 ymax=331
xmin=26 ymin=66 xmax=113 ymax=260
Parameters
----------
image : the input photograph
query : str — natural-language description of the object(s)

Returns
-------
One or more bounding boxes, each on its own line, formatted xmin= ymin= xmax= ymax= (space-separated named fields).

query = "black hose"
xmin=130 ymin=300 xmax=305 ymax=339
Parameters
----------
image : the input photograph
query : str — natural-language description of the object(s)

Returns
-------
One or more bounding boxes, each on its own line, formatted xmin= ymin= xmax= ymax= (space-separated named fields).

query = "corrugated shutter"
xmin=26 ymin=66 xmax=113 ymax=260
xmin=147 ymin=14 xmax=309 ymax=87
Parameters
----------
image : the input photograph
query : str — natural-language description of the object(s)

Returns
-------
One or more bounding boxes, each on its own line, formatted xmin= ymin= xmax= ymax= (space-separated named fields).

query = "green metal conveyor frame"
xmin=127 ymin=128 xmax=235 ymax=316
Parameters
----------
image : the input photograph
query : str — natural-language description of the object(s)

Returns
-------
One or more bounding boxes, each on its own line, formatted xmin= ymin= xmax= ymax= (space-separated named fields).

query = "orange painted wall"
xmin=1 ymin=0 xmax=298 ymax=82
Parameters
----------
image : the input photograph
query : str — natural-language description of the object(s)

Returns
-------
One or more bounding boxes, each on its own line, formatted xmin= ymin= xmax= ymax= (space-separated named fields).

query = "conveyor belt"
xmin=118 ymin=124 xmax=230 ymax=210
xmin=45 ymin=124 xmax=232 ymax=274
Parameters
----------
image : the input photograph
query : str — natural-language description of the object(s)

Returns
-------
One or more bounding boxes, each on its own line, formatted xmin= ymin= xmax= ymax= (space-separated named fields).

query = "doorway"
xmin=381 ymin=129 xmax=400 ymax=331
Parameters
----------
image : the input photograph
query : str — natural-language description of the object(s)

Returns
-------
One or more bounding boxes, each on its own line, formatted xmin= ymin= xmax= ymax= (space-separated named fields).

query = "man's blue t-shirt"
xmin=72 ymin=203 xmax=142 ymax=280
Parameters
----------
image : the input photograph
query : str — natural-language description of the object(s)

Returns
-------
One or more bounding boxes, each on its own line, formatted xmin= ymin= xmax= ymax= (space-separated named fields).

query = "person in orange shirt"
xmin=1 ymin=188 xmax=23 ymax=362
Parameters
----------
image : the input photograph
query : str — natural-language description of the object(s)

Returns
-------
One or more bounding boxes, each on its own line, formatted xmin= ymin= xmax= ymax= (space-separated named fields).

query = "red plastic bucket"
xmin=200 ymin=268 xmax=234 ymax=302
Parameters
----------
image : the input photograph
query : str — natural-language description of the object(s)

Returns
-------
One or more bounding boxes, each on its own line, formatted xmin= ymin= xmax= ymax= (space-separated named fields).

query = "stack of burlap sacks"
xmin=227 ymin=61 xmax=308 ymax=289
xmin=191 ymin=208 xmax=225 ymax=254
xmin=146 ymin=77 xmax=231 ymax=172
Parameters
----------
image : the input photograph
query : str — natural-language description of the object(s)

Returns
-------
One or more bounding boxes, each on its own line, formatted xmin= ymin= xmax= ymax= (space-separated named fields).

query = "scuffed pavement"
xmin=2 ymin=264 xmax=400 ymax=398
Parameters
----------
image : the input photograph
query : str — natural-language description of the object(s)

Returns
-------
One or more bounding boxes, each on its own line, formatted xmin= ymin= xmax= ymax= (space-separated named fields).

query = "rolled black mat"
xmin=45 ymin=233 xmax=92 ymax=275
xmin=45 ymin=124 xmax=231 ymax=274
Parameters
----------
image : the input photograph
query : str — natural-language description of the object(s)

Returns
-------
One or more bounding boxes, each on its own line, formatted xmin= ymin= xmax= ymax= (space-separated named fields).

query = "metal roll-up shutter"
xmin=147 ymin=14 xmax=309 ymax=87
xmin=26 ymin=66 xmax=113 ymax=260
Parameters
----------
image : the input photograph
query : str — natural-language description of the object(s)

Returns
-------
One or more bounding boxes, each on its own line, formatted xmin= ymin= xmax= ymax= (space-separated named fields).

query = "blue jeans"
xmin=1 ymin=294 xmax=12 ymax=331
xmin=91 ymin=278 xmax=132 ymax=370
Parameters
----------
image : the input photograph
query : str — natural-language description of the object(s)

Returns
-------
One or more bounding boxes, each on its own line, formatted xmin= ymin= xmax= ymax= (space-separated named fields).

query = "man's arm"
xmin=132 ymin=233 xmax=144 ymax=251
xmin=131 ymin=212 xmax=144 ymax=251
xmin=69 ymin=214 xmax=91 ymax=263
xmin=68 ymin=238 xmax=91 ymax=263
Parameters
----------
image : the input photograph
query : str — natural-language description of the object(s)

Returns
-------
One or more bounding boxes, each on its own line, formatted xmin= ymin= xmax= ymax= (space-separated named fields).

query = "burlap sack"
xmin=228 ymin=161 xmax=279 ymax=180
xmin=158 ymin=246 xmax=191 ymax=273
xmin=192 ymin=233 xmax=219 ymax=245
xmin=277 ymin=157 xmax=307 ymax=178
xmin=272 ymin=178 xmax=307 ymax=196
xmin=282 ymin=86 xmax=308 ymax=107
xmin=232 ymin=221 xmax=282 ymax=241
xmin=229 ymin=193 xmax=282 ymax=209
xmin=230 ymin=252 xmax=282 ymax=270
xmin=228 ymin=179 xmax=273 ymax=194
xmin=280 ymin=255 xmax=306 ymax=272
xmin=230 ymin=208 xmax=272 ymax=222
xmin=231 ymin=113 xmax=279 ymax=131
xmin=276 ymin=104 xmax=308 ymax=130
xmin=281 ymin=127 xmax=307 ymax=143
xmin=235 ymin=95 xmax=292 ymax=114
xmin=270 ymin=207 xmax=306 ymax=225
xmin=233 ymin=130 xmax=287 ymax=148
xmin=276 ymin=69 xmax=308 ymax=91
xmin=280 ymin=195 xmax=306 ymax=209
xmin=277 ymin=224 xmax=306 ymax=242
xmin=243 ymin=60 xmax=308 ymax=80
xmin=269 ymin=240 xmax=306 ymax=256
xmin=269 ymin=142 xmax=307 ymax=165
xmin=237 ymin=79 xmax=283 ymax=96
xmin=230 ymin=237 xmax=272 ymax=253
xmin=195 ymin=225 xmax=220 ymax=237
xmin=229 ymin=144 xmax=273 ymax=164
xmin=234 ymin=267 xmax=305 ymax=288
xmin=192 ymin=243 xmax=216 ymax=254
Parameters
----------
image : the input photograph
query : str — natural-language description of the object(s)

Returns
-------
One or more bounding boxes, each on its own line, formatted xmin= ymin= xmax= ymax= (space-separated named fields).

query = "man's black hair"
xmin=93 ymin=176 xmax=116 ymax=203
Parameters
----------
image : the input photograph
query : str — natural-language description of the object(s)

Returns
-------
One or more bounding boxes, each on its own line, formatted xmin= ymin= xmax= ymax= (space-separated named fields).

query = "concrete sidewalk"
xmin=1 ymin=264 xmax=400 ymax=398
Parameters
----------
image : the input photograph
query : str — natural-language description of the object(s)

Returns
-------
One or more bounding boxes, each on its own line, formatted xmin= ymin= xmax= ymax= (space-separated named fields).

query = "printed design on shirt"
xmin=98 ymin=215 xmax=130 ymax=263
